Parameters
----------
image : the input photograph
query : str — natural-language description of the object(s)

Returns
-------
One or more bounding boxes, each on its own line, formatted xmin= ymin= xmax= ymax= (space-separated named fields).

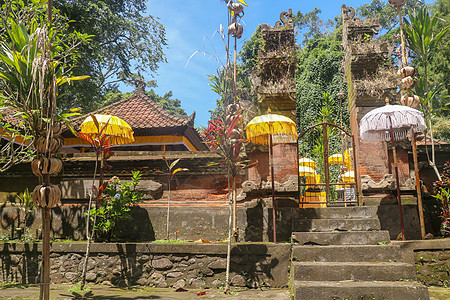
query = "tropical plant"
xmin=204 ymin=0 xmax=251 ymax=293
xmin=77 ymin=114 xmax=113 ymax=290
xmin=432 ymin=161 xmax=450 ymax=237
xmin=10 ymin=188 xmax=35 ymax=240
xmin=0 ymin=3 xmax=89 ymax=296
xmin=89 ymin=171 xmax=144 ymax=241
xmin=159 ymin=155 xmax=188 ymax=240
xmin=404 ymin=5 xmax=449 ymax=180
xmin=0 ymin=6 xmax=90 ymax=137
xmin=0 ymin=120 xmax=34 ymax=172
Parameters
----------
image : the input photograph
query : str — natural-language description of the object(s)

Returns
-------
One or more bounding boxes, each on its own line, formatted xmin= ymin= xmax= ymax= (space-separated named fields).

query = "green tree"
xmin=425 ymin=0 xmax=450 ymax=118
xmin=296 ymin=36 xmax=349 ymax=157
xmin=357 ymin=0 xmax=424 ymax=40
xmin=294 ymin=7 xmax=329 ymax=43
xmin=53 ymin=0 xmax=167 ymax=112
xmin=404 ymin=5 xmax=449 ymax=179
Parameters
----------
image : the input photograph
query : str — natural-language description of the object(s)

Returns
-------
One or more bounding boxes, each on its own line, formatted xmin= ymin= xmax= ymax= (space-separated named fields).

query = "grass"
xmin=68 ymin=284 xmax=91 ymax=293
xmin=0 ymin=281 xmax=21 ymax=288
xmin=152 ymin=239 xmax=188 ymax=244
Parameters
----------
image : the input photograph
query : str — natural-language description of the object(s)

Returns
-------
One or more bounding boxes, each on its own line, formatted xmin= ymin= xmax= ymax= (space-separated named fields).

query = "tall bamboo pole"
xmin=398 ymin=7 xmax=408 ymax=67
xmin=411 ymin=130 xmax=426 ymax=239
xmin=41 ymin=2 xmax=53 ymax=299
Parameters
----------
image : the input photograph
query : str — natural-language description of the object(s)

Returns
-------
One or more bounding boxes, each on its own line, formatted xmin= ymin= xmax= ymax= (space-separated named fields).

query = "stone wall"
xmin=394 ymin=239 xmax=450 ymax=288
xmin=364 ymin=197 xmax=443 ymax=240
xmin=0 ymin=205 xmax=252 ymax=242
xmin=0 ymin=242 xmax=290 ymax=288
xmin=415 ymin=250 xmax=450 ymax=287
xmin=0 ymin=199 xmax=442 ymax=242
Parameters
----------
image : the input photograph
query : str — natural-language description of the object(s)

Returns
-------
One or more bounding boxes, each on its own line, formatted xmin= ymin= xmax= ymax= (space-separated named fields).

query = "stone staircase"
xmin=290 ymin=206 xmax=429 ymax=300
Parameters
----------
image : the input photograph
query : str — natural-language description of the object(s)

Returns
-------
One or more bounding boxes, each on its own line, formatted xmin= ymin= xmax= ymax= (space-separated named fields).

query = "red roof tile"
xmin=1 ymin=107 xmax=23 ymax=127
xmin=415 ymin=133 xmax=449 ymax=146
xmin=72 ymin=90 xmax=192 ymax=130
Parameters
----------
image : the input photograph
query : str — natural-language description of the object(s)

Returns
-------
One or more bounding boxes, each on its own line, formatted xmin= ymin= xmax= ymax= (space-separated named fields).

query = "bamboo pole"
xmin=351 ymin=136 xmax=361 ymax=206
xmin=232 ymin=176 xmax=238 ymax=241
xmin=398 ymin=7 xmax=408 ymax=67
xmin=41 ymin=207 xmax=50 ymax=300
xmin=411 ymin=130 xmax=426 ymax=239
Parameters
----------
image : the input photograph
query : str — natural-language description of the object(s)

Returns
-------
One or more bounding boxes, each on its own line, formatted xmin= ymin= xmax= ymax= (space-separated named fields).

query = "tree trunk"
xmin=225 ymin=175 xmax=233 ymax=294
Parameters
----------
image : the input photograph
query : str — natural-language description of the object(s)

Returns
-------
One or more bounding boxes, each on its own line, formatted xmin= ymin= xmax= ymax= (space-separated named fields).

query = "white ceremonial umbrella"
xmin=360 ymin=100 xmax=427 ymax=240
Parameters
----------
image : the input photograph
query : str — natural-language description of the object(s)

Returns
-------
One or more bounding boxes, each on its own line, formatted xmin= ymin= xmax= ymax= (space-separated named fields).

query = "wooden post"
xmin=296 ymin=140 xmax=301 ymax=207
xmin=269 ymin=134 xmax=276 ymax=243
xmin=411 ymin=131 xmax=426 ymax=239
xmin=323 ymin=123 xmax=330 ymax=204
xmin=351 ymin=136 xmax=361 ymax=206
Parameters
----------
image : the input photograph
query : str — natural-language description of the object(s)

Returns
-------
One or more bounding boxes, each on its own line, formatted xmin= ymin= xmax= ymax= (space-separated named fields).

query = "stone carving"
xmin=253 ymin=9 xmax=296 ymax=118
xmin=360 ymin=174 xmax=396 ymax=190
xmin=341 ymin=5 xmax=355 ymax=21
xmin=237 ymin=175 xmax=299 ymax=201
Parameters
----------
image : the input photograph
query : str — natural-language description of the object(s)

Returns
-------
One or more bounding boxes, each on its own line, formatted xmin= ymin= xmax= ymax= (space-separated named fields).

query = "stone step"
xmin=292 ymin=244 xmax=402 ymax=262
xmin=292 ymin=218 xmax=381 ymax=232
xmin=293 ymin=280 xmax=430 ymax=300
xmin=293 ymin=261 xmax=416 ymax=282
xmin=292 ymin=231 xmax=390 ymax=245
xmin=295 ymin=206 xmax=378 ymax=220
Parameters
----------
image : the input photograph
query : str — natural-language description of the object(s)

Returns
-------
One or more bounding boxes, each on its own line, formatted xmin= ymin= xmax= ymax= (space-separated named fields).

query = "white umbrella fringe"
xmin=360 ymin=105 xmax=427 ymax=141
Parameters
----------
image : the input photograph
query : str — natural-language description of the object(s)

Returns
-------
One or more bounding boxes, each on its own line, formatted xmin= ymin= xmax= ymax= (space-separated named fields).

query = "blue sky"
xmin=131 ymin=0 xmax=368 ymax=127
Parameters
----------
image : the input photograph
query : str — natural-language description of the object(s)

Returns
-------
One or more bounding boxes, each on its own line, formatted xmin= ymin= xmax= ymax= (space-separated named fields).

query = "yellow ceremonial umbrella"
xmin=299 ymin=157 xmax=316 ymax=169
xmin=299 ymin=166 xmax=316 ymax=185
xmin=342 ymin=170 xmax=355 ymax=183
xmin=343 ymin=148 xmax=353 ymax=170
xmin=80 ymin=114 xmax=135 ymax=184
xmin=245 ymin=110 xmax=298 ymax=243
xmin=328 ymin=153 xmax=344 ymax=165
xmin=298 ymin=166 xmax=315 ymax=176
xmin=80 ymin=114 xmax=135 ymax=145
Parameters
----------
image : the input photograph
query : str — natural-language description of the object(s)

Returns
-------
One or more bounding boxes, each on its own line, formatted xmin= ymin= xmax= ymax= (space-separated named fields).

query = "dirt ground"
xmin=1 ymin=284 xmax=449 ymax=299
xmin=0 ymin=283 xmax=290 ymax=299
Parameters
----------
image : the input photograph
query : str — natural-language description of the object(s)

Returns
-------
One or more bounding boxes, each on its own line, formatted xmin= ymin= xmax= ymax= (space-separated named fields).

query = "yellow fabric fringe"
xmin=245 ymin=113 xmax=298 ymax=145
xmin=80 ymin=114 xmax=135 ymax=144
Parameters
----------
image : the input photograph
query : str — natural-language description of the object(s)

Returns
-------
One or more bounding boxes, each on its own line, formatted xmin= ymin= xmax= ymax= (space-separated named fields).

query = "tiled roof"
xmin=71 ymin=90 xmax=192 ymax=130
xmin=415 ymin=133 xmax=449 ymax=146
xmin=1 ymin=107 xmax=23 ymax=127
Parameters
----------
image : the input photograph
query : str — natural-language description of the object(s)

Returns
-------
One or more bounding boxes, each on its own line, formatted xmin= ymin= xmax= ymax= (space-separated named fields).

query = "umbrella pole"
xmin=411 ymin=130 xmax=426 ymax=239
xmin=269 ymin=134 xmax=277 ymax=243
xmin=389 ymin=116 xmax=406 ymax=240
